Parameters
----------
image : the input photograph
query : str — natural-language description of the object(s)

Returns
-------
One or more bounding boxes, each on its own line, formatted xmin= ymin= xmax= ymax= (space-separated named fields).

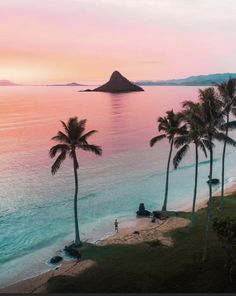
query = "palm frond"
xmin=220 ymin=120 xmax=236 ymax=131
xmin=60 ymin=120 xmax=69 ymax=134
xmin=79 ymin=130 xmax=98 ymax=143
xmin=182 ymin=100 xmax=195 ymax=108
xmin=77 ymin=119 xmax=87 ymax=134
xmin=173 ymin=144 xmax=189 ymax=169
xmin=79 ymin=144 xmax=102 ymax=155
xmin=217 ymin=78 xmax=236 ymax=102
xmin=51 ymin=150 xmax=67 ymax=175
xmin=177 ymin=124 xmax=188 ymax=135
xmin=67 ymin=117 xmax=87 ymax=140
xmin=49 ymin=144 xmax=69 ymax=158
xmin=174 ymin=135 xmax=189 ymax=148
xmin=231 ymin=106 xmax=236 ymax=117
xmin=198 ymin=141 xmax=208 ymax=157
xmin=202 ymin=139 xmax=214 ymax=150
xmin=214 ymin=132 xmax=236 ymax=147
xmin=150 ymin=134 xmax=166 ymax=147
xmin=51 ymin=131 xmax=70 ymax=144
xmin=157 ymin=117 xmax=170 ymax=132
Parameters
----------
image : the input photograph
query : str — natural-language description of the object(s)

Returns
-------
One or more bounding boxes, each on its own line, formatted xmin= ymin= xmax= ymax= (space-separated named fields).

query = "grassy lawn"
xmin=47 ymin=194 xmax=236 ymax=293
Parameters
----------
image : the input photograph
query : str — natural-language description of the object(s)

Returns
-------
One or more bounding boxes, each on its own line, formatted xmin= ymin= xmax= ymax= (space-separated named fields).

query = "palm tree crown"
xmin=173 ymin=101 xmax=208 ymax=169
xmin=217 ymin=78 xmax=236 ymax=115
xmin=198 ymin=88 xmax=235 ymax=146
xmin=50 ymin=117 xmax=102 ymax=174
xmin=150 ymin=110 xmax=184 ymax=147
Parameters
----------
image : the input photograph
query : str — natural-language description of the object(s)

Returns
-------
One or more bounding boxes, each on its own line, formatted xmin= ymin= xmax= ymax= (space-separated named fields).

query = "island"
xmin=0 ymin=80 xmax=18 ymax=86
xmin=82 ymin=71 xmax=144 ymax=93
xmin=47 ymin=82 xmax=85 ymax=86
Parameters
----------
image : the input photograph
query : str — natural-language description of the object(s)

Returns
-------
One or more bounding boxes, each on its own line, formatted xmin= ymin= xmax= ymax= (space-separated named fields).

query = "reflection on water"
xmin=109 ymin=93 xmax=130 ymax=143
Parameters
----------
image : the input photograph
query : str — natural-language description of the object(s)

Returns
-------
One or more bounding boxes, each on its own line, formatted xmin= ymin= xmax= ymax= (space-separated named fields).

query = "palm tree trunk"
xmin=162 ymin=138 xmax=174 ymax=211
xmin=202 ymin=141 xmax=213 ymax=262
xmin=220 ymin=113 xmax=229 ymax=211
xmin=191 ymin=143 xmax=199 ymax=227
xmin=72 ymin=152 xmax=81 ymax=246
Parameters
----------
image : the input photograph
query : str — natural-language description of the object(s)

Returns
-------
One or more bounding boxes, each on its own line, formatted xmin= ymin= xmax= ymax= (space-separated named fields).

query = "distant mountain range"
xmin=0 ymin=81 xmax=85 ymax=86
xmin=46 ymin=82 xmax=85 ymax=86
xmin=136 ymin=73 xmax=236 ymax=86
xmin=0 ymin=80 xmax=18 ymax=86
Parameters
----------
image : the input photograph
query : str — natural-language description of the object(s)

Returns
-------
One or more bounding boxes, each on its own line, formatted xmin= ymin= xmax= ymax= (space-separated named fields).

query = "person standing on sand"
xmin=114 ymin=219 xmax=119 ymax=233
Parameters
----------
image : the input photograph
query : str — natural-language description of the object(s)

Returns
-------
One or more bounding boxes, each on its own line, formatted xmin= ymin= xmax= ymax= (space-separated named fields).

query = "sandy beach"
xmin=1 ymin=182 xmax=236 ymax=293
xmin=98 ymin=216 xmax=190 ymax=247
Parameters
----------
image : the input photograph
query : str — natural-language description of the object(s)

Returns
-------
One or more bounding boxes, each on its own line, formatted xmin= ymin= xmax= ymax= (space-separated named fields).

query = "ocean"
xmin=1 ymin=85 xmax=236 ymax=287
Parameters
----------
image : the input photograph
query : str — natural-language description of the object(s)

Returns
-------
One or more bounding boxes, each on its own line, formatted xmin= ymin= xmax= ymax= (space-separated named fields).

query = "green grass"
xmin=47 ymin=194 xmax=236 ymax=293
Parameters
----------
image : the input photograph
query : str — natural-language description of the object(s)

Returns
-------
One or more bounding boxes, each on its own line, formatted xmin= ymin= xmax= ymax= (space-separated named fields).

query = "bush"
xmin=213 ymin=217 xmax=236 ymax=281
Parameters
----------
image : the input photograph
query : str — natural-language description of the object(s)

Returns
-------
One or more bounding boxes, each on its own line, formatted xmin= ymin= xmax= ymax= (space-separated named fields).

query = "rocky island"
xmin=82 ymin=71 xmax=144 ymax=93
xmin=47 ymin=82 xmax=85 ymax=86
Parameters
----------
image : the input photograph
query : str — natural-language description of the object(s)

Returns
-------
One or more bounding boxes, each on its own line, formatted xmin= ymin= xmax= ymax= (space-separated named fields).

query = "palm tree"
xmin=173 ymin=101 xmax=208 ymax=226
xmin=217 ymin=78 xmax=236 ymax=211
xmin=49 ymin=117 xmax=102 ymax=246
xmin=150 ymin=110 xmax=185 ymax=211
xmin=198 ymin=88 xmax=236 ymax=261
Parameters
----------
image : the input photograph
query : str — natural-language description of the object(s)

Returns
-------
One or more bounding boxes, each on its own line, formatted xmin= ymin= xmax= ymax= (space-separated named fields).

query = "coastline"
xmin=183 ymin=180 xmax=236 ymax=213
xmin=1 ymin=181 xmax=236 ymax=293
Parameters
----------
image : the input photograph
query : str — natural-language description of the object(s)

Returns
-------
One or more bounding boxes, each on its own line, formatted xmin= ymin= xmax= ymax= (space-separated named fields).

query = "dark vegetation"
xmin=47 ymin=194 xmax=236 ymax=293
xmin=213 ymin=216 xmax=236 ymax=282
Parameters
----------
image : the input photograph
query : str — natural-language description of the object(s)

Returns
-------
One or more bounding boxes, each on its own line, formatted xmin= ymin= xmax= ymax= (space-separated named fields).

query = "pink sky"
xmin=0 ymin=0 xmax=236 ymax=84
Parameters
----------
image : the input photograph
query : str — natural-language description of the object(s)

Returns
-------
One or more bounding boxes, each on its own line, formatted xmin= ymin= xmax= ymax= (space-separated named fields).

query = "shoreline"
xmin=1 ymin=181 xmax=236 ymax=293
xmin=183 ymin=180 xmax=236 ymax=213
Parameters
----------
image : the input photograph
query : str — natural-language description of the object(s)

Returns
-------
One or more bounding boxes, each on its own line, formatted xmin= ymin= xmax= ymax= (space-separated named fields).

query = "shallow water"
xmin=0 ymin=85 xmax=236 ymax=287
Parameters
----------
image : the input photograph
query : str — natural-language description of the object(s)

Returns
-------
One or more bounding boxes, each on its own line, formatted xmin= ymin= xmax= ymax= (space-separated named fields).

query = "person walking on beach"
xmin=114 ymin=219 xmax=119 ymax=233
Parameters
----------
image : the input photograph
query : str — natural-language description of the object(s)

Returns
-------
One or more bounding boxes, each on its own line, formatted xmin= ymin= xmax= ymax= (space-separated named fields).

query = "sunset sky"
xmin=1 ymin=0 xmax=236 ymax=84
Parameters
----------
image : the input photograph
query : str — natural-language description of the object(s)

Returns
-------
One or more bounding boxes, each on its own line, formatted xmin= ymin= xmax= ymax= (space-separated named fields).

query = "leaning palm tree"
xmin=173 ymin=101 xmax=208 ymax=226
xmin=198 ymin=88 xmax=236 ymax=261
xmin=150 ymin=110 xmax=185 ymax=211
xmin=217 ymin=78 xmax=236 ymax=211
xmin=49 ymin=117 xmax=102 ymax=246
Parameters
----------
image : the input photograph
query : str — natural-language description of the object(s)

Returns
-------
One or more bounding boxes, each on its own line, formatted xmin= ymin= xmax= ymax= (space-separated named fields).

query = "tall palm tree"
xmin=217 ymin=78 xmax=236 ymax=211
xmin=49 ymin=117 xmax=102 ymax=246
xmin=198 ymin=88 xmax=236 ymax=261
xmin=150 ymin=110 xmax=185 ymax=211
xmin=173 ymin=101 xmax=208 ymax=226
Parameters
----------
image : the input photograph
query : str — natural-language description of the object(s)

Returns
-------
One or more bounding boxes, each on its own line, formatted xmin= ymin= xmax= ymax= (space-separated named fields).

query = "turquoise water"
xmin=0 ymin=85 xmax=236 ymax=287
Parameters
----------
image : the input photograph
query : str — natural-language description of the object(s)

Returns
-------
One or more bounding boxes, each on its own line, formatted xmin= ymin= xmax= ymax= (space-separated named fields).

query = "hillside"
xmin=136 ymin=73 xmax=236 ymax=86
